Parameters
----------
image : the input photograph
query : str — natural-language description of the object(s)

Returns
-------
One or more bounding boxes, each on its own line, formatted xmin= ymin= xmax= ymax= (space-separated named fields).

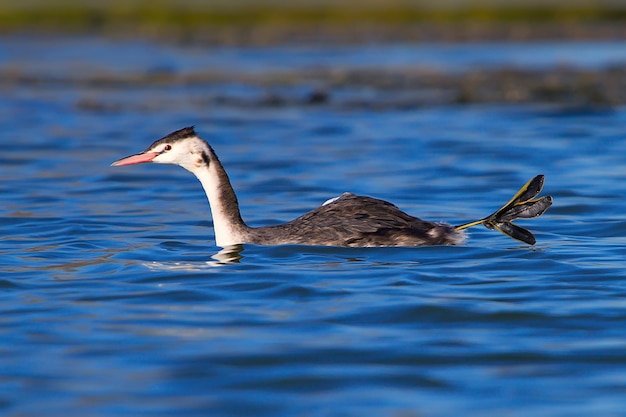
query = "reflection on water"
xmin=212 ymin=244 xmax=244 ymax=263
xmin=145 ymin=245 xmax=245 ymax=270
xmin=1 ymin=36 xmax=626 ymax=417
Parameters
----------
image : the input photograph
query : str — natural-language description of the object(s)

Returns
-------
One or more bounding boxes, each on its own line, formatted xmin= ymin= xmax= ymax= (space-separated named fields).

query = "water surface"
xmin=3 ymin=37 xmax=626 ymax=74
xmin=1 ymin=36 xmax=626 ymax=416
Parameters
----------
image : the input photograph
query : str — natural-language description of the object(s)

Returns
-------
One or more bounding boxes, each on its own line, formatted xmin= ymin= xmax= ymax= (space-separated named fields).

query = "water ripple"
xmin=2 ymin=37 xmax=626 ymax=417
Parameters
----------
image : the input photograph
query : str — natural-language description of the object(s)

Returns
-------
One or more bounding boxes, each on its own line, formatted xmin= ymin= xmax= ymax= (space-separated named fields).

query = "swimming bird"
xmin=111 ymin=126 xmax=552 ymax=248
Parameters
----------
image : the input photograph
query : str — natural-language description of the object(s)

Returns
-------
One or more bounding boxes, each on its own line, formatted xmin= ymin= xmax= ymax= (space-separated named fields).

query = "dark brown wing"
xmin=292 ymin=193 xmax=424 ymax=230
xmin=249 ymin=193 xmax=461 ymax=246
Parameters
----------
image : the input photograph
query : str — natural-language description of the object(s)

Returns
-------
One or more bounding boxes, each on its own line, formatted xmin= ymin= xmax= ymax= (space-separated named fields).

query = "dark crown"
xmin=144 ymin=126 xmax=198 ymax=152
xmin=161 ymin=126 xmax=197 ymax=142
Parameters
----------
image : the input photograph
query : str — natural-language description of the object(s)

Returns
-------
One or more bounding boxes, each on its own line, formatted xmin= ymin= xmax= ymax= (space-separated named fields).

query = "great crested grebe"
xmin=111 ymin=126 xmax=552 ymax=248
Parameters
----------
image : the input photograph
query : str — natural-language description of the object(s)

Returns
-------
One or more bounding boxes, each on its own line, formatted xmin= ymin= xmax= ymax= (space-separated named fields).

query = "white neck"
xmin=191 ymin=160 xmax=248 ymax=247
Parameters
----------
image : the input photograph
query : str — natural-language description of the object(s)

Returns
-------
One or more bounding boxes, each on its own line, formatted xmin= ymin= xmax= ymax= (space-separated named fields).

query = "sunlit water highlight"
xmin=1 ymin=37 xmax=626 ymax=416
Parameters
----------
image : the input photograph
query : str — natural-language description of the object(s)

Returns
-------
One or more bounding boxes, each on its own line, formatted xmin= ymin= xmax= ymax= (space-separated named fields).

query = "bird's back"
xmin=246 ymin=193 xmax=465 ymax=247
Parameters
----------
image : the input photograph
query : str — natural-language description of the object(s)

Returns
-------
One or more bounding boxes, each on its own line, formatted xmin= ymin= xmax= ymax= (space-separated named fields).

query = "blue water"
xmin=3 ymin=37 xmax=626 ymax=75
xmin=2 ymin=37 xmax=626 ymax=416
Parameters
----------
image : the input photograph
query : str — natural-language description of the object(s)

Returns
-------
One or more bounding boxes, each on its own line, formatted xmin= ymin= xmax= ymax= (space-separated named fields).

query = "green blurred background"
xmin=1 ymin=0 xmax=625 ymax=44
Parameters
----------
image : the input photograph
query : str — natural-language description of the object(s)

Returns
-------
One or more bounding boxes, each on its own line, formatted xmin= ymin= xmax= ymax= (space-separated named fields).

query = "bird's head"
xmin=111 ymin=126 xmax=212 ymax=172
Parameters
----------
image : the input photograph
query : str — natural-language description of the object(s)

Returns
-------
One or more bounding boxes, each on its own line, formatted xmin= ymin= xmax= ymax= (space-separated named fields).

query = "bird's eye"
xmin=164 ymin=144 xmax=172 ymax=151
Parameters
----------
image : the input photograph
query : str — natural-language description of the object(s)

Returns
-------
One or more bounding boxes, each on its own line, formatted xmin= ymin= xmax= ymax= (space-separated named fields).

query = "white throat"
xmin=192 ymin=164 xmax=247 ymax=247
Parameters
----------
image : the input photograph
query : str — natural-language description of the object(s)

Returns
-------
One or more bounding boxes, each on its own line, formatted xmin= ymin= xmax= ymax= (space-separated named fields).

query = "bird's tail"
xmin=455 ymin=175 xmax=553 ymax=245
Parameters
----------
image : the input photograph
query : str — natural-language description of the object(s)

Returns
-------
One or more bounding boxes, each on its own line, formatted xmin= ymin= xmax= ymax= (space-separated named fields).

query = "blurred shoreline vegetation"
xmin=1 ymin=0 xmax=625 ymax=44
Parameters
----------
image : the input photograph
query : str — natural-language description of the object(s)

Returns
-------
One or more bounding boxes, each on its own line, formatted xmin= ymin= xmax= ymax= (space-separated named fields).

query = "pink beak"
xmin=111 ymin=152 xmax=160 ymax=167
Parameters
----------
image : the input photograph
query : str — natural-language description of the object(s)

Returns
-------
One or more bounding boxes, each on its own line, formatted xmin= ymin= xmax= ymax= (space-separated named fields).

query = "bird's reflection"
xmin=211 ymin=244 xmax=244 ymax=264
xmin=143 ymin=245 xmax=244 ymax=271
